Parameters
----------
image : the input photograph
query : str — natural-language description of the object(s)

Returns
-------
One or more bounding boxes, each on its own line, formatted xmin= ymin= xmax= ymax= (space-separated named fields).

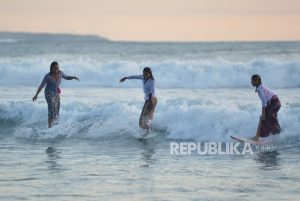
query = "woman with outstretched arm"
xmin=120 ymin=67 xmax=157 ymax=130
xmin=32 ymin=61 xmax=79 ymax=128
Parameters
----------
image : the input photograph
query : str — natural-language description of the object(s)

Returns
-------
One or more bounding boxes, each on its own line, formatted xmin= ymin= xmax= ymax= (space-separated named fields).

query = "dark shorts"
xmin=45 ymin=91 xmax=60 ymax=120
xmin=260 ymin=96 xmax=281 ymax=137
xmin=139 ymin=97 xmax=157 ymax=129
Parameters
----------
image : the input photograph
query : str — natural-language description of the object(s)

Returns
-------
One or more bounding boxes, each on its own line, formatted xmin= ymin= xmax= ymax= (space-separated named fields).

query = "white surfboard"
xmin=230 ymin=135 xmax=274 ymax=146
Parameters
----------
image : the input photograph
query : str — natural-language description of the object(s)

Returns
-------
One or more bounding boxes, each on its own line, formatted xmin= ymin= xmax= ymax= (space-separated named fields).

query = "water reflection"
xmin=45 ymin=146 xmax=61 ymax=171
xmin=255 ymin=151 xmax=281 ymax=170
xmin=138 ymin=139 xmax=156 ymax=168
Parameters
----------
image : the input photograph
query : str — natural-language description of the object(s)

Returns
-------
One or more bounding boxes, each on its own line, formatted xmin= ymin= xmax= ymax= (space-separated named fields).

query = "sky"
xmin=0 ymin=0 xmax=299 ymax=41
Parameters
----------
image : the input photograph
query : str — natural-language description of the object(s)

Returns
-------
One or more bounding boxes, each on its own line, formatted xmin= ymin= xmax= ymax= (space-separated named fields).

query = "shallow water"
xmin=1 ymin=38 xmax=300 ymax=200
xmin=1 ymin=87 xmax=300 ymax=201
xmin=1 ymin=131 xmax=300 ymax=201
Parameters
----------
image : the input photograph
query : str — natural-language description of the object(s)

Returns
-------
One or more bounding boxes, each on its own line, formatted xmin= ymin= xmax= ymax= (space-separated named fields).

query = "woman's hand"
xmin=119 ymin=77 xmax=127 ymax=83
xmin=32 ymin=95 xmax=38 ymax=102
xmin=73 ymin=76 xmax=80 ymax=82
xmin=33 ymin=87 xmax=42 ymax=102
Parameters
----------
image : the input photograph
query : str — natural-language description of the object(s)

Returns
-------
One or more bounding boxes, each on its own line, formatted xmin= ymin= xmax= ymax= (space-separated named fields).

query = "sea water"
xmin=0 ymin=33 xmax=300 ymax=200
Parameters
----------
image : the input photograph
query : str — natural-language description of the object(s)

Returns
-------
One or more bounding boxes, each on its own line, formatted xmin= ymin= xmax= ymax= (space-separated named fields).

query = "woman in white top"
xmin=119 ymin=67 xmax=157 ymax=130
xmin=251 ymin=74 xmax=281 ymax=140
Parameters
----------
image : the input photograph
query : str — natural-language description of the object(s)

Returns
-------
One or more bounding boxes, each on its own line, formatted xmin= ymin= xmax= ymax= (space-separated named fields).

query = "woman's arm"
xmin=32 ymin=87 xmax=43 ymax=101
xmin=61 ymin=71 xmax=79 ymax=81
xmin=257 ymin=88 xmax=267 ymax=108
xmin=252 ymin=88 xmax=267 ymax=140
xmin=257 ymin=88 xmax=267 ymax=120
xmin=127 ymin=75 xmax=143 ymax=79
xmin=253 ymin=117 xmax=263 ymax=141
xmin=119 ymin=75 xmax=143 ymax=83
xmin=33 ymin=75 xmax=47 ymax=101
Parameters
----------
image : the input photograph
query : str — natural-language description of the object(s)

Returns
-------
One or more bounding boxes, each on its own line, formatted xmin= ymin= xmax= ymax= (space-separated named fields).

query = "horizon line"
xmin=1 ymin=30 xmax=300 ymax=43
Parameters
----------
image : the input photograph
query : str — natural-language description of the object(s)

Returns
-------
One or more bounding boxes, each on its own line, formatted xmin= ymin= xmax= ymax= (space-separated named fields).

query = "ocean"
xmin=0 ymin=33 xmax=300 ymax=200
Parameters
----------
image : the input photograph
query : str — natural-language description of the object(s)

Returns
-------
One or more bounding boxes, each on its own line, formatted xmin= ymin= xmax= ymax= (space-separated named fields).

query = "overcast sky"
xmin=0 ymin=0 xmax=299 ymax=41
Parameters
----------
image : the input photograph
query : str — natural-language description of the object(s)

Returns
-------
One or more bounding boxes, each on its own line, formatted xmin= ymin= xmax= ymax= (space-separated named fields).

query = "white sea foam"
xmin=0 ymin=38 xmax=18 ymax=43
xmin=1 ymin=89 xmax=299 ymax=141
xmin=0 ymin=58 xmax=299 ymax=88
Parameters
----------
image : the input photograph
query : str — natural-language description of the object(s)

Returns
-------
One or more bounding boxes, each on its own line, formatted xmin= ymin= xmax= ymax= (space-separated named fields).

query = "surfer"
xmin=32 ymin=61 xmax=79 ymax=128
xmin=119 ymin=67 xmax=157 ymax=130
xmin=251 ymin=74 xmax=281 ymax=141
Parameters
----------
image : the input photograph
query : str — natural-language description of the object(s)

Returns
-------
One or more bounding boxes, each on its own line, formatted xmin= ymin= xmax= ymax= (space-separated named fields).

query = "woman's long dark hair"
xmin=143 ymin=67 xmax=154 ymax=82
xmin=50 ymin=61 xmax=59 ymax=74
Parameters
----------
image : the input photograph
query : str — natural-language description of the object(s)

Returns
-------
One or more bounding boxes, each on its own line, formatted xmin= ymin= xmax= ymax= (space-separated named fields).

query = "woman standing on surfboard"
xmin=32 ymin=61 xmax=79 ymax=128
xmin=119 ymin=67 xmax=157 ymax=130
xmin=251 ymin=74 xmax=281 ymax=141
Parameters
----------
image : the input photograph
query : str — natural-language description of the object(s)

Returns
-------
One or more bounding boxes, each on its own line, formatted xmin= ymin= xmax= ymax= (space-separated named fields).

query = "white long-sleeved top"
xmin=127 ymin=75 xmax=156 ymax=100
xmin=256 ymin=84 xmax=276 ymax=107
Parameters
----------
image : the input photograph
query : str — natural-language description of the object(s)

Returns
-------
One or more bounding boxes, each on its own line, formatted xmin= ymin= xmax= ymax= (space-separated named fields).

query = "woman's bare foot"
xmin=250 ymin=136 xmax=259 ymax=141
